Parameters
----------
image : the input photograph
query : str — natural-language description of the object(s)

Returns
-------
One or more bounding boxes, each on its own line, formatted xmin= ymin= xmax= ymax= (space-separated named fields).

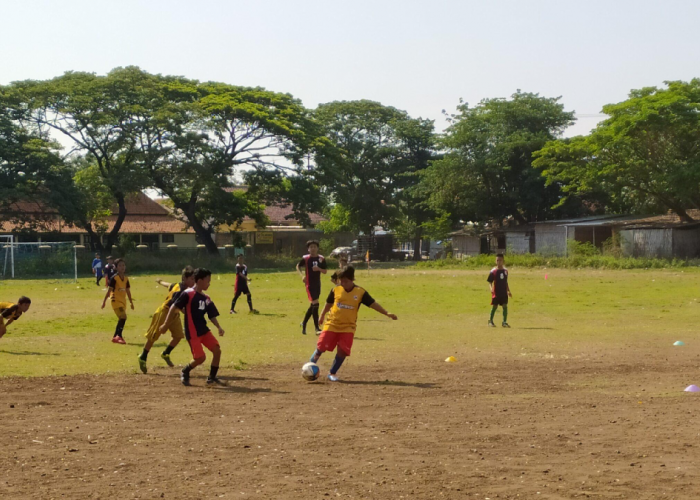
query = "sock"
xmin=231 ymin=293 xmax=239 ymax=311
xmin=311 ymin=304 xmax=320 ymax=330
xmin=310 ymin=349 xmax=322 ymax=363
xmin=114 ymin=318 xmax=126 ymax=338
xmin=330 ymin=353 xmax=346 ymax=375
xmin=209 ymin=365 xmax=219 ymax=380
xmin=182 ymin=364 xmax=193 ymax=376
xmin=490 ymin=306 xmax=497 ymax=322
xmin=247 ymin=295 xmax=253 ymax=312
xmin=503 ymin=305 xmax=508 ymax=324
xmin=163 ymin=344 xmax=175 ymax=356
xmin=140 ymin=348 xmax=149 ymax=361
xmin=302 ymin=305 xmax=313 ymax=327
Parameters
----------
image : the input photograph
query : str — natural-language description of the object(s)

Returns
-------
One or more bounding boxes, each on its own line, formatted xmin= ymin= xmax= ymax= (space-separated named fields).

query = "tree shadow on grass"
xmin=254 ymin=313 xmax=287 ymax=318
xmin=340 ymin=380 xmax=438 ymax=389
xmin=0 ymin=350 xmax=60 ymax=356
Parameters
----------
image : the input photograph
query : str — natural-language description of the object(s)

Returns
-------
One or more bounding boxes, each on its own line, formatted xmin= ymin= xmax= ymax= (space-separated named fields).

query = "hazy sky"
xmin=1 ymin=0 xmax=699 ymax=136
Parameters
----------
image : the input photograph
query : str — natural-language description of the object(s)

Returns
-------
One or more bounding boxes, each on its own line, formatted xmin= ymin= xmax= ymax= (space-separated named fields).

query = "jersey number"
xmin=198 ymin=301 xmax=206 ymax=310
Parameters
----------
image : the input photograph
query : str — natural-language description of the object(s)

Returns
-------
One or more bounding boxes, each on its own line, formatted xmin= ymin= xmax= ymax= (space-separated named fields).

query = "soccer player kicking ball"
xmin=0 ymin=297 xmax=31 ymax=339
xmin=101 ymin=258 xmax=133 ymax=344
xmin=296 ymin=240 xmax=327 ymax=335
xmin=159 ymin=268 xmax=225 ymax=386
xmin=487 ymin=253 xmax=512 ymax=328
xmin=230 ymin=255 xmax=258 ymax=314
xmin=309 ymin=266 xmax=397 ymax=382
xmin=137 ymin=266 xmax=196 ymax=374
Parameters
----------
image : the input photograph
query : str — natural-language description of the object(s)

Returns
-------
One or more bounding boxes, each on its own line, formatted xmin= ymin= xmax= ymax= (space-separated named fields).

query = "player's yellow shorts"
xmin=112 ymin=302 xmax=127 ymax=320
xmin=144 ymin=306 xmax=183 ymax=342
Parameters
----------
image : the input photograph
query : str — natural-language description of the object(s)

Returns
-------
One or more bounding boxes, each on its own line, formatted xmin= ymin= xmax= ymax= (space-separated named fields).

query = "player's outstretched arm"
xmin=159 ymin=305 xmax=181 ymax=334
xmin=155 ymin=278 xmax=172 ymax=288
xmin=370 ymin=302 xmax=398 ymax=320
xmin=319 ymin=302 xmax=332 ymax=326
xmin=210 ymin=317 xmax=225 ymax=336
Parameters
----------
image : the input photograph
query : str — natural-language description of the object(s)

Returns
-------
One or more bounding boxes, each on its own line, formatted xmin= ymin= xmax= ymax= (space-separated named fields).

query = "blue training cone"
xmin=674 ymin=341 xmax=685 ymax=346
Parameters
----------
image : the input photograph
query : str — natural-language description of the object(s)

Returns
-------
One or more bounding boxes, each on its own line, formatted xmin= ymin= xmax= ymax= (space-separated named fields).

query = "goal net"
xmin=0 ymin=238 xmax=78 ymax=282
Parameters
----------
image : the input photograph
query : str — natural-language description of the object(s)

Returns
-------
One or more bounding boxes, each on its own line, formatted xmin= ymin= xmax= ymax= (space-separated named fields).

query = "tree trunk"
xmin=412 ymin=227 xmax=422 ymax=261
xmin=674 ymin=207 xmax=694 ymax=223
xmin=179 ymin=202 xmax=220 ymax=255
xmin=512 ymin=209 xmax=528 ymax=225
xmin=104 ymin=194 xmax=128 ymax=253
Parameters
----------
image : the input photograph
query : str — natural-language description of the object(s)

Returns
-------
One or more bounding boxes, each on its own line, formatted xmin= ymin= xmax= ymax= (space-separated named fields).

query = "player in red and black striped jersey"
xmin=487 ymin=254 xmax=512 ymax=328
xmin=230 ymin=255 xmax=257 ymax=314
xmin=296 ymin=240 xmax=327 ymax=335
xmin=160 ymin=268 xmax=225 ymax=386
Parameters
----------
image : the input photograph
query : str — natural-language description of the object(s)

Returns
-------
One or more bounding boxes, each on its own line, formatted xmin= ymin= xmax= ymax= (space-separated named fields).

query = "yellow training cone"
xmin=445 ymin=356 xmax=457 ymax=363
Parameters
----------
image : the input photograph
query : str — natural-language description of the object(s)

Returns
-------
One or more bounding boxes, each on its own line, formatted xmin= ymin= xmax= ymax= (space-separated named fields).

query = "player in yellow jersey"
xmin=309 ymin=266 xmax=397 ymax=381
xmin=100 ymin=258 xmax=134 ymax=344
xmin=0 ymin=297 xmax=31 ymax=339
xmin=137 ymin=266 xmax=196 ymax=373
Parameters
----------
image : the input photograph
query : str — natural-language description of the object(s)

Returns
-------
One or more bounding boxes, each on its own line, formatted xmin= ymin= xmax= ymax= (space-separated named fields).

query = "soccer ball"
xmin=301 ymin=362 xmax=320 ymax=381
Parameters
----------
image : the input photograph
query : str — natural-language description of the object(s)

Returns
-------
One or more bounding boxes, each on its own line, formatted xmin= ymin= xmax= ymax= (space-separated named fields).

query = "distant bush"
xmin=417 ymin=253 xmax=695 ymax=270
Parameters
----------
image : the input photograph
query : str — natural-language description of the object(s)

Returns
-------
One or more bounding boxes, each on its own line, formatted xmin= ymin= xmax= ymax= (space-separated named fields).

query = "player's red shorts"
xmin=188 ymin=331 xmax=220 ymax=359
xmin=317 ymin=330 xmax=354 ymax=356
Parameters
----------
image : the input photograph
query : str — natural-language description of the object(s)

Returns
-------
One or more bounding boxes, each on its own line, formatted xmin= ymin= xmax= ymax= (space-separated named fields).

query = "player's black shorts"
xmin=306 ymin=282 xmax=321 ymax=302
xmin=491 ymin=296 xmax=508 ymax=306
xmin=235 ymin=281 xmax=250 ymax=296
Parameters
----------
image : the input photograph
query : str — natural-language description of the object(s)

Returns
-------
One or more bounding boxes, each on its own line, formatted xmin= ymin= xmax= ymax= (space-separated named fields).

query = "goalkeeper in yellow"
xmin=137 ymin=266 xmax=196 ymax=373
xmin=0 ymin=297 xmax=31 ymax=339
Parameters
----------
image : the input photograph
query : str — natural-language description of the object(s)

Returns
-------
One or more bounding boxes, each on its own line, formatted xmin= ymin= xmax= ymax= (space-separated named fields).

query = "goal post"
xmin=0 ymin=240 xmax=78 ymax=282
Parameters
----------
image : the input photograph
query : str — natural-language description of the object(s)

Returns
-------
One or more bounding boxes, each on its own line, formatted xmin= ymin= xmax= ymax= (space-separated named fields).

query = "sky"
xmin=1 ymin=0 xmax=699 ymax=137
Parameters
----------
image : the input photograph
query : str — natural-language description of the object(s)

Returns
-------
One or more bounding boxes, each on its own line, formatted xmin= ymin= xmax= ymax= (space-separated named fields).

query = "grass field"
xmin=3 ymin=267 xmax=700 ymax=499
xmin=0 ymin=267 xmax=698 ymax=377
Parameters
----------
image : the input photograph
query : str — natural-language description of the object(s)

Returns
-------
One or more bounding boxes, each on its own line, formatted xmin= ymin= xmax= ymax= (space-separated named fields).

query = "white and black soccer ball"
xmin=301 ymin=362 xmax=320 ymax=381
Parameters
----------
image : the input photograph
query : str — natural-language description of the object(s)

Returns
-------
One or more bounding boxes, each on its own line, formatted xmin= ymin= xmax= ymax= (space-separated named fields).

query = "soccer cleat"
xmin=315 ymin=328 xmax=321 ymax=336
xmin=488 ymin=320 xmax=496 ymax=327
xmin=112 ymin=336 xmax=126 ymax=344
xmin=300 ymin=322 xmax=307 ymax=335
xmin=180 ymin=369 xmax=190 ymax=386
xmin=249 ymin=309 xmax=259 ymax=315
xmin=502 ymin=322 xmax=511 ymax=328
xmin=111 ymin=336 xmax=121 ymax=343
xmin=138 ymin=357 xmax=147 ymax=374
xmin=161 ymin=352 xmax=174 ymax=367
xmin=327 ymin=374 xmax=339 ymax=382
xmin=206 ymin=377 xmax=226 ymax=386
xmin=229 ymin=310 xmax=236 ymax=314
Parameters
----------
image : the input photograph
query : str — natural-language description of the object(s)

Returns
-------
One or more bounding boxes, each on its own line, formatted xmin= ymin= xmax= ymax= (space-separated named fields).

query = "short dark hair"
xmin=181 ymin=265 xmax=195 ymax=280
xmin=18 ymin=296 xmax=31 ymax=305
xmin=338 ymin=265 xmax=355 ymax=281
xmin=306 ymin=240 xmax=320 ymax=249
xmin=194 ymin=268 xmax=212 ymax=282
xmin=496 ymin=253 xmax=505 ymax=259
xmin=106 ymin=255 xmax=114 ymax=260
xmin=114 ymin=258 xmax=125 ymax=267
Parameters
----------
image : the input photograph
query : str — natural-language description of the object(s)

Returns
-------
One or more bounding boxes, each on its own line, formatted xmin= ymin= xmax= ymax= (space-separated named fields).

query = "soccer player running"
xmin=230 ymin=255 xmax=258 ymax=314
xmin=297 ymin=240 xmax=327 ymax=335
xmin=159 ymin=268 xmax=225 ymax=386
xmin=92 ymin=253 xmax=104 ymax=286
xmin=100 ymin=258 xmax=134 ymax=344
xmin=487 ymin=253 xmax=512 ymax=328
xmin=103 ymin=256 xmax=116 ymax=287
xmin=309 ymin=265 xmax=397 ymax=381
xmin=0 ymin=297 xmax=31 ymax=339
xmin=137 ymin=266 xmax=196 ymax=373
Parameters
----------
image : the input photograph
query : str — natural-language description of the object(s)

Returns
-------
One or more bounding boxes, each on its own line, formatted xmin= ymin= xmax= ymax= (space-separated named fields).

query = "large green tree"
xmin=534 ymin=80 xmax=700 ymax=221
xmin=312 ymin=100 xmax=435 ymax=238
xmin=422 ymin=92 xmax=578 ymax=226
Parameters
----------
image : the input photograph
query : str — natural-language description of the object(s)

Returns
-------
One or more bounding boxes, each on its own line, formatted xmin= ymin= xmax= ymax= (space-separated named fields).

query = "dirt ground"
xmin=2 ymin=349 xmax=700 ymax=500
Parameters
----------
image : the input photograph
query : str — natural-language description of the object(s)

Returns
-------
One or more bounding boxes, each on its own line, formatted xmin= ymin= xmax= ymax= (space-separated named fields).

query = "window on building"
xmin=162 ymin=234 xmax=175 ymax=244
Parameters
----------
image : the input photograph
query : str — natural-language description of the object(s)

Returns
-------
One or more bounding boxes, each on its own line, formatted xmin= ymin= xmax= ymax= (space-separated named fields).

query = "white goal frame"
xmin=0 ymin=238 xmax=78 ymax=282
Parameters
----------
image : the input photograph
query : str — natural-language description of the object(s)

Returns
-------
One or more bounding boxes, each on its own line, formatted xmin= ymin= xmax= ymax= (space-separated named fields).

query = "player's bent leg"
xmin=0 ymin=323 xmax=5 ymax=339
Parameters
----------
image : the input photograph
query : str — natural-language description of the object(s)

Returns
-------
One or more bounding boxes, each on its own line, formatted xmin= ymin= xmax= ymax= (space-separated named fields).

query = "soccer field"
xmin=2 ymin=268 xmax=700 ymax=498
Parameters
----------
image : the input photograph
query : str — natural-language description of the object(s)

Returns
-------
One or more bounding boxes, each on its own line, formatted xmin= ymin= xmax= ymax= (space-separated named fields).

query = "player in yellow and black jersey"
xmin=137 ymin=266 xmax=196 ymax=373
xmin=309 ymin=266 xmax=397 ymax=382
xmin=0 ymin=297 xmax=31 ymax=339
xmin=101 ymin=258 xmax=134 ymax=344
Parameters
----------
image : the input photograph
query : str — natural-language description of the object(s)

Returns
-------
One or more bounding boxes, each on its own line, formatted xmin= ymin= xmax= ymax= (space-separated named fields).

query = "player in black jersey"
xmin=296 ymin=240 xmax=327 ymax=335
xmin=160 ymin=268 xmax=225 ymax=386
xmin=230 ymin=255 xmax=257 ymax=314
